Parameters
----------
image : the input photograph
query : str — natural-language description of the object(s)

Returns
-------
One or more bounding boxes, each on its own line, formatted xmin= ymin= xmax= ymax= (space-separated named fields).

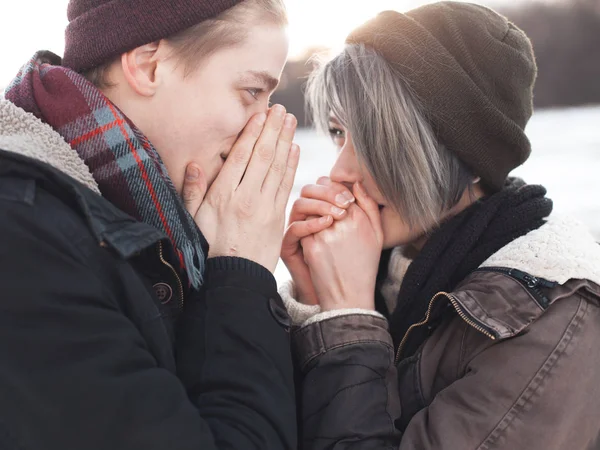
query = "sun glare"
xmin=286 ymin=0 xmax=419 ymax=59
xmin=0 ymin=0 xmax=514 ymax=88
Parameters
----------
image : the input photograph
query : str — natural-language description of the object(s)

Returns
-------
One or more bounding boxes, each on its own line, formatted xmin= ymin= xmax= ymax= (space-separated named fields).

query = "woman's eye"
xmin=328 ymin=126 xmax=345 ymax=146
xmin=328 ymin=127 xmax=344 ymax=137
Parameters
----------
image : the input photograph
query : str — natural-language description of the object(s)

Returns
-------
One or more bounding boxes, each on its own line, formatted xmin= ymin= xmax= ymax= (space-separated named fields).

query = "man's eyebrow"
xmin=240 ymin=70 xmax=280 ymax=92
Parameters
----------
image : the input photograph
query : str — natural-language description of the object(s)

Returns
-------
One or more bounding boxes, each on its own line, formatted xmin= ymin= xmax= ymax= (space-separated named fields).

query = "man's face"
xmin=142 ymin=24 xmax=289 ymax=193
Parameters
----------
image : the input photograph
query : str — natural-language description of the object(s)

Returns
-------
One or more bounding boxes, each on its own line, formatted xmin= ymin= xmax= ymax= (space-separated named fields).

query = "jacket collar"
xmin=0 ymin=99 xmax=164 ymax=259
xmin=480 ymin=215 xmax=600 ymax=286
xmin=381 ymin=215 xmax=600 ymax=340
xmin=454 ymin=216 xmax=600 ymax=339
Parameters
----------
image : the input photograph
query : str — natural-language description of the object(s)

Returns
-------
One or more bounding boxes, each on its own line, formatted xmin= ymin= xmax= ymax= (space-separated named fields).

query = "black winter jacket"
xmin=0 ymin=100 xmax=296 ymax=450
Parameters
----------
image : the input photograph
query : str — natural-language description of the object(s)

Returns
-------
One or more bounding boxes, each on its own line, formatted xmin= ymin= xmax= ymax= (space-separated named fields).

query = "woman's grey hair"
xmin=306 ymin=44 xmax=475 ymax=230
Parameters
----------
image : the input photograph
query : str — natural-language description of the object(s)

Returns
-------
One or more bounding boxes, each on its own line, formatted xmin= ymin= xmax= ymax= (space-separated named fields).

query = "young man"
xmin=0 ymin=0 xmax=307 ymax=448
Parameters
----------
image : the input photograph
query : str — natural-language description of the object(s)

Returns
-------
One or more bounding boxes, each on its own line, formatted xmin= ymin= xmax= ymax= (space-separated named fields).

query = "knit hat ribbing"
xmin=347 ymin=2 xmax=538 ymax=191
xmin=63 ymin=0 xmax=245 ymax=72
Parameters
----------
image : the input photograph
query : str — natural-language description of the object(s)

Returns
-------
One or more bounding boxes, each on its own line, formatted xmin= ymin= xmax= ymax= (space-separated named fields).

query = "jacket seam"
xmin=300 ymin=339 xmax=394 ymax=371
xmin=476 ymin=297 xmax=588 ymax=450
xmin=384 ymin=349 xmax=396 ymax=445
xmin=415 ymin=350 xmax=427 ymax=407
xmin=458 ymin=321 xmax=471 ymax=378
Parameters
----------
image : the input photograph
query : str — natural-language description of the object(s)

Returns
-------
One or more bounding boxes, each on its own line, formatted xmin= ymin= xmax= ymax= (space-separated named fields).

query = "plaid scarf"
xmin=5 ymin=51 xmax=206 ymax=289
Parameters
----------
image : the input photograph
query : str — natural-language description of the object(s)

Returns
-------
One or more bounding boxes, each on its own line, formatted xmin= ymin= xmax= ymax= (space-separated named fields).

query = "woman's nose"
xmin=330 ymin=146 xmax=361 ymax=185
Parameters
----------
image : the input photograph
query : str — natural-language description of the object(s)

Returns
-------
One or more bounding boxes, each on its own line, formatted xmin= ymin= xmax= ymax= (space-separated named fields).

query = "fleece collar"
xmin=0 ymin=99 xmax=99 ymax=193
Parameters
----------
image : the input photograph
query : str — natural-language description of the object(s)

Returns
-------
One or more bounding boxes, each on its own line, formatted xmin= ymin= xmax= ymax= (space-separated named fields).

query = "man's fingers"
xmin=182 ymin=164 xmax=207 ymax=217
xmin=275 ymin=143 xmax=301 ymax=210
xmin=240 ymin=105 xmax=287 ymax=190
xmin=289 ymin=197 xmax=347 ymax=224
xmin=264 ymin=113 xmax=297 ymax=195
xmin=216 ymin=113 xmax=266 ymax=189
xmin=300 ymin=183 xmax=355 ymax=209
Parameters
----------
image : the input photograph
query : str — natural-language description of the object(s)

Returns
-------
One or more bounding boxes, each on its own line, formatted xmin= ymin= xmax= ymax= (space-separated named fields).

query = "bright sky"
xmin=1 ymin=0 xmax=529 ymax=89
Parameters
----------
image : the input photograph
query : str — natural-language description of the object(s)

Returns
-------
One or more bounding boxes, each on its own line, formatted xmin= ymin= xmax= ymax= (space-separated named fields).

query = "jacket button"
xmin=268 ymin=298 xmax=291 ymax=331
xmin=153 ymin=282 xmax=173 ymax=304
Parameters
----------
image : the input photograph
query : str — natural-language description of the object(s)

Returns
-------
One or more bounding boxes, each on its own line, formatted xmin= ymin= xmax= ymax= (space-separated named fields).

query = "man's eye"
xmin=246 ymin=88 xmax=262 ymax=99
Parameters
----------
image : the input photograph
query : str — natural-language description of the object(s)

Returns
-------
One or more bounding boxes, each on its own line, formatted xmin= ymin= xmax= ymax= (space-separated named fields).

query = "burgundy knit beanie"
xmin=63 ymin=0 xmax=245 ymax=72
xmin=347 ymin=2 xmax=537 ymax=192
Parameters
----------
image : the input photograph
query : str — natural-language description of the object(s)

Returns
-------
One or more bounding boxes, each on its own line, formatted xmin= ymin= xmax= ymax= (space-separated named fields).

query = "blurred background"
xmin=1 ymin=0 xmax=598 ymax=282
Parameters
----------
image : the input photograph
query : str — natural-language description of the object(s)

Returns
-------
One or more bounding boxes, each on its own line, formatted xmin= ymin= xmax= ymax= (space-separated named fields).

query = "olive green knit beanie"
xmin=347 ymin=1 xmax=538 ymax=191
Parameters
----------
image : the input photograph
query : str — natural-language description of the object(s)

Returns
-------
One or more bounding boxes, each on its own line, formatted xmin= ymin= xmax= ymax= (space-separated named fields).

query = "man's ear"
xmin=121 ymin=42 xmax=162 ymax=97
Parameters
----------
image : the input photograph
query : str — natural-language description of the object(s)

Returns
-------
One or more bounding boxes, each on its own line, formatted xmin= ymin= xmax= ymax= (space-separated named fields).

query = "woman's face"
xmin=142 ymin=24 xmax=289 ymax=193
xmin=327 ymin=118 xmax=429 ymax=250
xmin=327 ymin=118 xmax=483 ymax=250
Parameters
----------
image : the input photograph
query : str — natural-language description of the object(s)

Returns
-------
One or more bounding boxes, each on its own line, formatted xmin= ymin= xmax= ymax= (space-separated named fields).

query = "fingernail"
xmin=319 ymin=215 xmax=331 ymax=224
xmin=344 ymin=190 xmax=356 ymax=202
xmin=335 ymin=193 xmax=352 ymax=207
xmin=255 ymin=113 xmax=267 ymax=125
xmin=284 ymin=114 xmax=296 ymax=128
xmin=331 ymin=206 xmax=346 ymax=216
xmin=272 ymin=104 xmax=286 ymax=117
xmin=186 ymin=165 xmax=199 ymax=181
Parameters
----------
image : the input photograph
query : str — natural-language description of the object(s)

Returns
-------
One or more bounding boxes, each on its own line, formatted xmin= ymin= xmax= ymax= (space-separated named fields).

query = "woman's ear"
xmin=472 ymin=176 xmax=481 ymax=184
xmin=120 ymin=42 xmax=162 ymax=97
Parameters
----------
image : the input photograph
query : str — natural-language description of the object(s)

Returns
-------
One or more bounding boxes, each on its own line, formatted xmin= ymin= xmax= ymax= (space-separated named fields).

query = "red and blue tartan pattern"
xmin=5 ymin=51 xmax=205 ymax=289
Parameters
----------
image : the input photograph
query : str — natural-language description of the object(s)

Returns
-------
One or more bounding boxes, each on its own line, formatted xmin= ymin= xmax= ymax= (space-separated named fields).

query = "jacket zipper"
xmin=395 ymin=292 xmax=497 ymax=364
xmin=394 ymin=267 xmax=558 ymax=364
xmin=157 ymin=241 xmax=184 ymax=310
xmin=475 ymin=267 xmax=558 ymax=309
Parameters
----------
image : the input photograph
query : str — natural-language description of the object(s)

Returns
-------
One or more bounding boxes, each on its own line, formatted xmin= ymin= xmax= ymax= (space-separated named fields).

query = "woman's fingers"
xmin=300 ymin=183 xmax=355 ymax=209
xmin=353 ymin=182 xmax=384 ymax=242
xmin=316 ymin=176 xmax=332 ymax=186
xmin=284 ymin=216 xmax=333 ymax=248
xmin=289 ymin=197 xmax=347 ymax=224
xmin=214 ymin=112 xmax=266 ymax=190
xmin=182 ymin=163 xmax=207 ymax=218
xmin=240 ymin=105 xmax=287 ymax=191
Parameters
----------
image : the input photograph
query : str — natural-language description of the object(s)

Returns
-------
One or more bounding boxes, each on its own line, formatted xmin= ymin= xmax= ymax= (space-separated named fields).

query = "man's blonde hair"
xmin=84 ymin=0 xmax=287 ymax=88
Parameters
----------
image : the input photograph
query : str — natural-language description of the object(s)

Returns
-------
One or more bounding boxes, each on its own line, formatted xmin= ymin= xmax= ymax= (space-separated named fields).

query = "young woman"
xmin=280 ymin=2 xmax=600 ymax=449
xmin=0 ymin=0 xmax=298 ymax=448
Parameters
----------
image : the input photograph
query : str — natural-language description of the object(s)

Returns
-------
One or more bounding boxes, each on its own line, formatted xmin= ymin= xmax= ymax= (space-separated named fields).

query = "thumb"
xmin=353 ymin=182 xmax=384 ymax=243
xmin=282 ymin=216 xmax=333 ymax=259
xmin=182 ymin=164 xmax=207 ymax=218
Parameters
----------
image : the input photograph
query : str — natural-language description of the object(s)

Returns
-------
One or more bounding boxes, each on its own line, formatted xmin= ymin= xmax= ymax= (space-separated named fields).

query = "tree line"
xmin=273 ymin=0 xmax=600 ymax=126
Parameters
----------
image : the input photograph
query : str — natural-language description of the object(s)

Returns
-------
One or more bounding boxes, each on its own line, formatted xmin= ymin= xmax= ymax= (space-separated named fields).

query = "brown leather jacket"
xmin=285 ymin=217 xmax=600 ymax=449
